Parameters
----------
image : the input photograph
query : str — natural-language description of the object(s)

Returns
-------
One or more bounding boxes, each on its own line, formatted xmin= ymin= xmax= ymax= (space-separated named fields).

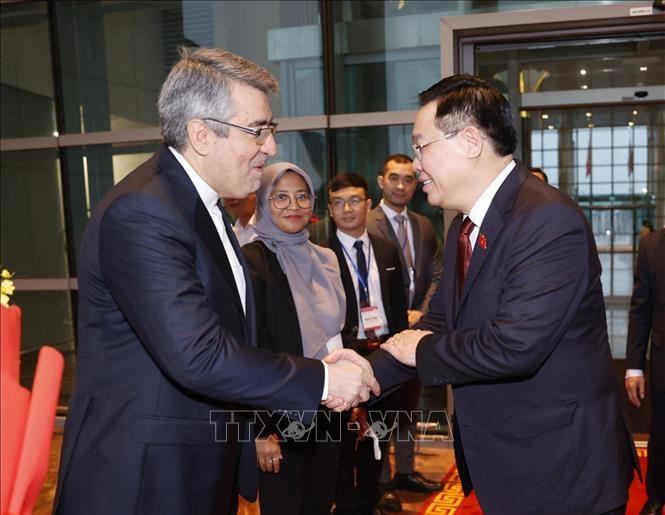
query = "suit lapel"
xmin=329 ymin=233 xmax=359 ymax=330
xmin=368 ymin=235 xmax=392 ymax=323
xmin=372 ymin=207 xmax=410 ymax=302
xmin=155 ymin=145 xmax=253 ymax=344
xmin=193 ymin=202 xmax=246 ymax=317
xmin=456 ymin=163 xmax=528 ymax=318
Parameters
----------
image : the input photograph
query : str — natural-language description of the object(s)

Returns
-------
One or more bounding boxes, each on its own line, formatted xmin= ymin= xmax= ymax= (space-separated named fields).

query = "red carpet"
xmin=419 ymin=445 xmax=648 ymax=514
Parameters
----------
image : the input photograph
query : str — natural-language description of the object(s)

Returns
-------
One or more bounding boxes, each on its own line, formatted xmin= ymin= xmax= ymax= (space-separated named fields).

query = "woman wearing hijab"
xmin=242 ymin=162 xmax=346 ymax=515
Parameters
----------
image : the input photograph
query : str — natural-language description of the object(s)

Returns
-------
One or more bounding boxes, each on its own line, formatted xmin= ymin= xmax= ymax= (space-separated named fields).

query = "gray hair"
xmin=158 ymin=47 xmax=279 ymax=151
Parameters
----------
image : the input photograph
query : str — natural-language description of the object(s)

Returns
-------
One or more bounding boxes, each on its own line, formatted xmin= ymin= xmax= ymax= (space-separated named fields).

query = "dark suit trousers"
xmin=335 ymin=403 xmax=396 ymax=515
xmin=258 ymin=437 xmax=341 ymax=515
xmin=648 ymin=385 xmax=665 ymax=501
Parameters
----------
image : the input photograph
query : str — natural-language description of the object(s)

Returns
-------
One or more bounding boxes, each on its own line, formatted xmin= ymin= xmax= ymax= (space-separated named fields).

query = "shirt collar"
xmin=379 ymin=199 xmax=408 ymax=220
xmin=169 ymin=146 xmax=219 ymax=212
xmin=467 ymin=160 xmax=515 ymax=228
xmin=336 ymin=228 xmax=369 ymax=250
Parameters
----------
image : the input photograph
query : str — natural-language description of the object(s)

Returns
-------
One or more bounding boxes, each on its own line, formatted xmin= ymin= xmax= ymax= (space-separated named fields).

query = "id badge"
xmin=360 ymin=305 xmax=383 ymax=332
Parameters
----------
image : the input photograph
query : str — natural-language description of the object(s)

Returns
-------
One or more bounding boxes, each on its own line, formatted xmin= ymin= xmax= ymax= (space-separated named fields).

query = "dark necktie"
xmin=394 ymin=214 xmax=415 ymax=307
xmin=394 ymin=214 xmax=414 ymax=270
xmin=457 ymin=217 xmax=475 ymax=297
xmin=353 ymin=240 xmax=369 ymax=307
xmin=217 ymin=200 xmax=256 ymax=345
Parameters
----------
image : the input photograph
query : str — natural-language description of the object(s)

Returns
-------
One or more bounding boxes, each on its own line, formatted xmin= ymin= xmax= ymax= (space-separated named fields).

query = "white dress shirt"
xmin=168 ymin=147 xmax=246 ymax=313
xmin=234 ymin=214 xmax=257 ymax=247
xmin=465 ymin=160 xmax=516 ymax=249
xmin=336 ymin=229 xmax=389 ymax=338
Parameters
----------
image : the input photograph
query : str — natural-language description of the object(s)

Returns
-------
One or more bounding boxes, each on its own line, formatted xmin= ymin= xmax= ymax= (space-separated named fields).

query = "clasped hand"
xmin=322 ymin=349 xmax=380 ymax=411
xmin=381 ymin=329 xmax=432 ymax=367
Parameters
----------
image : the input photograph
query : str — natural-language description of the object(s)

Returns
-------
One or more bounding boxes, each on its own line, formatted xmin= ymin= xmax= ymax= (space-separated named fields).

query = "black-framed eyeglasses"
xmin=269 ymin=192 xmax=314 ymax=210
xmin=203 ymin=118 xmax=278 ymax=144
xmin=329 ymin=196 xmax=367 ymax=210
xmin=412 ymin=130 xmax=459 ymax=159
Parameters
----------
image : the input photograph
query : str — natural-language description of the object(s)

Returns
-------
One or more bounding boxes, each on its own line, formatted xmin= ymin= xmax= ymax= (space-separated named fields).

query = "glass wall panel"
xmin=61 ymin=141 xmax=161 ymax=267
xmin=334 ymin=124 xmax=443 ymax=243
xmin=0 ymin=149 xmax=69 ymax=278
xmin=0 ymin=1 xmax=56 ymax=139
xmin=476 ymin=34 xmax=665 ymax=96
xmin=331 ymin=0 xmax=634 ymax=114
xmin=51 ymin=0 xmax=323 ymax=134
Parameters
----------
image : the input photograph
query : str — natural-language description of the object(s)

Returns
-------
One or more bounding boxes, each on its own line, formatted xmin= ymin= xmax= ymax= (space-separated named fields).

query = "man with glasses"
xmin=322 ymin=173 xmax=408 ymax=515
xmin=374 ymin=74 xmax=638 ymax=514
xmin=54 ymin=47 xmax=377 ymax=515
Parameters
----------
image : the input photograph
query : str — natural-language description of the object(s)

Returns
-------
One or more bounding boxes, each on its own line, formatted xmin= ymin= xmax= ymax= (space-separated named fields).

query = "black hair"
xmin=327 ymin=173 xmax=369 ymax=197
xmin=418 ymin=74 xmax=517 ymax=156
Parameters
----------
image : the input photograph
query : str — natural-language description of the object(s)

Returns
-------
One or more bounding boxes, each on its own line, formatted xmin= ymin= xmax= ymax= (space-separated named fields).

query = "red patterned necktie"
xmin=457 ymin=217 xmax=475 ymax=296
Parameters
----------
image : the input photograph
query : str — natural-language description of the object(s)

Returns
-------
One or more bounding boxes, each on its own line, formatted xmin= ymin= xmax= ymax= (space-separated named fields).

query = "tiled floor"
xmin=36 ymin=430 xmax=454 ymax=515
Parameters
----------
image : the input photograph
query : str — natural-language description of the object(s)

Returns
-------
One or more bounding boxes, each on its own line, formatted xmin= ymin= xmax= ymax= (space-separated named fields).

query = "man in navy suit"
xmin=322 ymin=173 xmax=408 ymax=515
xmin=626 ymin=228 xmax=665 ymax=515
xmin=54 ymin=47 xmax=376 ymax=515
xmin=376 ymin=74 xmax=638 ymax=514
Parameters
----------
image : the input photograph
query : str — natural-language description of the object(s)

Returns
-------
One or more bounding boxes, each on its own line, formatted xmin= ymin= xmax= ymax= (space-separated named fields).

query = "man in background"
xmin=223 ymin=192 xmax=257 ymax=246
xmin=626 ymin=228 xmax=665 ymax=515
xmin=528 ymin=166 xmax=549 ymax=183
xmin=323 ymin=173 xmax=408 ymax=515
xmin=366 ymin=154 xmax=443 ymax=511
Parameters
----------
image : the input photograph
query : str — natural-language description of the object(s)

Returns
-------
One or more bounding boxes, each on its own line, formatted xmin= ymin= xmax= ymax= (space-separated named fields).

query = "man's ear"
xmin=377 ymin=175 xmax=385 ymax=191
xmin=366 ymin=198 xmax=373 ymax=212
xmin=186 ymin=119 xmax=212 ymax=156
xmin=462 ymin=126 xmax=485 ymax=159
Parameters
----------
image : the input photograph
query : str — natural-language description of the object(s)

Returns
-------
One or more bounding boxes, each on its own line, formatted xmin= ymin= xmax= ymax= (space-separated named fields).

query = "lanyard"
xmin=341 ymin=240 xmax=373 ymax=301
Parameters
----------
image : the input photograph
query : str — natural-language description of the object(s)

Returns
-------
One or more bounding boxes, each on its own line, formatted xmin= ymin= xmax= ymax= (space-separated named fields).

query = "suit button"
xmin=351 ymin=325 xmax=358 ymax=333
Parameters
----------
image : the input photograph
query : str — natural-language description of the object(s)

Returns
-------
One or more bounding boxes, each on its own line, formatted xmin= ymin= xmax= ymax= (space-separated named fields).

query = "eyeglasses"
xmin=329 ymin=196 xmax=367 ymax=210
xmin=269 ymin=192 xmax=314 ymax=210
xmin=412 ymin=130 xmax=459 ymax=159
xmin=203 ymin=118 xmax=278 ymax=144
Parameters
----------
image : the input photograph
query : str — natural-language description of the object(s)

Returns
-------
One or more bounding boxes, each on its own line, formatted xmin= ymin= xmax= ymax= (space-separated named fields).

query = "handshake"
xmin=321 ymin=329 xmax=432 ymax=411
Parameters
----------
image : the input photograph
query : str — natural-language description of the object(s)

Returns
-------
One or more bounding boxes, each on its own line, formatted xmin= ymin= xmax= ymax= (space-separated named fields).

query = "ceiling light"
xmin=579 ymin=69 xmax=587 ymax=75
xmin=586 ymin=112 xmax=592 ymax=118
xmin=541 ymin=114 xmax=549 ymax=119
xmin=520 ymin=110 xmax=528 ymax=118
xmin=52 ymin=131 xmax=59 ymax=137
xmin=548 ymin=125 xmax=555 ymax=130
xmin=632 ymin=110 xmax=638 ymax=115
xmin=581 ymin=85 xmax=588 ymax=90
xmin=640 ymin=66 xmax=648 ymax=71
xmin=642 ymin=187 xmax=648 ymax=194
xmin=628 ymin=121 xmax=634 ymax=127
xmin=606 ymin=230 xmax=612 ymax=236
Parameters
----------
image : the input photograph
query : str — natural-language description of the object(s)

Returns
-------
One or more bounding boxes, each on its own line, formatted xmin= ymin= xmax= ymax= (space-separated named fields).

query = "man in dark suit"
xmin=367 ymin=154 xmax=442 ymax=325
xmin=322 ymin=173 xmax=408 ymax=515
xmin=626 ymin=228 xmax=665 ymax=515
xmin=377 ymin=74 xmax=638 ymax=514
xmin=367 ymin=154 xmax=443 ymax=507
xmin=54 ymin=47 xmax=376 ymax=515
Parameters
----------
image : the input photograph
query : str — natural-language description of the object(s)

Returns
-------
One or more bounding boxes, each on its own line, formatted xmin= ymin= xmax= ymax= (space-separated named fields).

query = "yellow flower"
xmin=0 ymin=268 xmax=15 ymax=307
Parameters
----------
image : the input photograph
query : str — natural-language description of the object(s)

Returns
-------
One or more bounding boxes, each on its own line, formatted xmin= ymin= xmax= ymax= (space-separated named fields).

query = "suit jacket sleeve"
xmin=416 ymin=203 xmax=593 ymax=385
xmin=99 ymin=192 xmax=324 ymax=413
xmin=626 ymin=238 xmax=653 ymax=371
